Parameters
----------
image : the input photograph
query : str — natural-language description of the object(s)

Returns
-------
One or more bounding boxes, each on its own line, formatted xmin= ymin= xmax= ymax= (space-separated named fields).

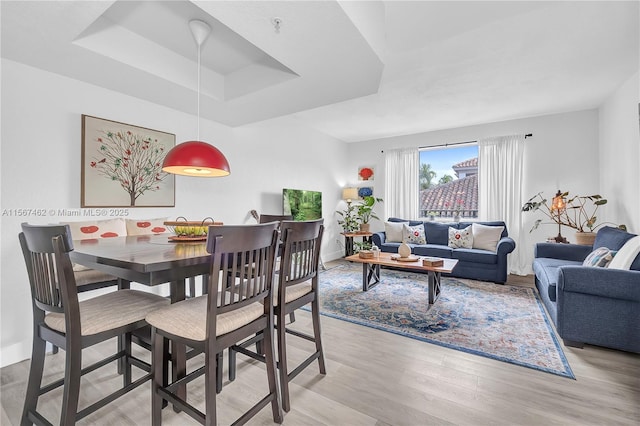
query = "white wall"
xmin=598 ymin=70 xmax=640 ymax=233
xmin=345 ymin=109 xmax=602 ymax=273
xmin=0 ymin=59 xmax=347 ymax=366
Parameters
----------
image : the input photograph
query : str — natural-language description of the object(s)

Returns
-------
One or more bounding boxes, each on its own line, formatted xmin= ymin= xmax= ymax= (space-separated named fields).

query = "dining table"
xmin=70 ymin=233 xmax=212 ymax=406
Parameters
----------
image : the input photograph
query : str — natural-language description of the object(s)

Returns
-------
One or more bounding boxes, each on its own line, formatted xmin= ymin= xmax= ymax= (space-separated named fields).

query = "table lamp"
xmin=551 ymin=190 xmax=568 ymax=243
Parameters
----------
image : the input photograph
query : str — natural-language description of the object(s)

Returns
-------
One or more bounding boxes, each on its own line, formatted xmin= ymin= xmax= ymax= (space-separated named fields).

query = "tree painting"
xmin=82 ymin=115 xmax=175 ymax=208
xmin=90 ymin=130 xmax=170 ymax=206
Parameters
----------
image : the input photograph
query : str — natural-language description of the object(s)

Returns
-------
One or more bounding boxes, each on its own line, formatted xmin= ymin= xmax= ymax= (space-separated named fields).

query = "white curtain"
xmin=478 ymin=134 xmax=528 ymax=275
xmin=384 ymin=148 xmax=419 ymax=220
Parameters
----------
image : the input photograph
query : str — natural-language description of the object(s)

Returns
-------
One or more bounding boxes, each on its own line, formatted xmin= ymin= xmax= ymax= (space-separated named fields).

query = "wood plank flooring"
xmin=2 ymin=268 xmax=639 ymax=425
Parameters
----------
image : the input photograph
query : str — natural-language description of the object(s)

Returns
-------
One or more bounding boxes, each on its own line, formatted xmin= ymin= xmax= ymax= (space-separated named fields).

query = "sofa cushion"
xmin=608 ymin=236 xmax=640 ymax=270
xmin=448 ymin=226 xmax=473 ymax=249
xmin=423 ymin=222 xmax=451 ymax=246
xmin=471 ymin=223 xmax=505 ymax=252
xmin=583 ymin=247 xmax=617 ymax=267
xmin=533 ymin=258 xmax=582 ymax=302
xmin=593 ymin=226 xmax=636 ymax=251
xmin=452 ymin=249 xmax=498 ymax=265
xmin=402 ymin=223 xmax=426 ymax=244
xmin=384 ymin=221 xmax=407 ymax=242
xmin=412 ymin=245 xmax=454 ymax=258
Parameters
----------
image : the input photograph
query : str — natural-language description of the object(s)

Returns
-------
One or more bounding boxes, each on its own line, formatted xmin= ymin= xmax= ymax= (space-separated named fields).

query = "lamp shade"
xmin=162 ymin=141 xmax=230 ymax=177
xmin=342 ymin=187 xmax=359 ymax=202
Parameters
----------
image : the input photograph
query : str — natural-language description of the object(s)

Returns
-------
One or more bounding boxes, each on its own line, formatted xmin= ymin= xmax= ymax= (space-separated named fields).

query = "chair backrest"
xmin=19 ymin=223 xmax=78 ymax=315
xmin=205 ymin=223 xmax=280 ymax=325
xmin=278 ymin=219 xmax=324 ymax=295
xmin=259 ymin=214 xmax=293 ymax=225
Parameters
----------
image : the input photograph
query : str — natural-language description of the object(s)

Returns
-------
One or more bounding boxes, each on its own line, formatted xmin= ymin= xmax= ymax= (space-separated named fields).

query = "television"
xmin=283 ymin=188 xmax=322 ymax=221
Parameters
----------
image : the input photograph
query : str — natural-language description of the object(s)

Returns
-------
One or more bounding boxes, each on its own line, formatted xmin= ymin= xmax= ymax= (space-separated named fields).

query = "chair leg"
xmin=205 ymin=349 xmax=218 ymax=426
xmin=228 ymin=347 xmax=237 ymax=382
xmin=151 ymin=329 xmax=165 ymax=426
xmin=289 ymin=312 xmax=295 ymax=324
xmin=265 ymin=318 xmax=284 ymax=423
xmin=21 ymin=333 xmax=46 ymax=426
xmin=216 ymin=352 xmax=223 ymax=394
xmin=311 ymin=298 xmax=327 ymax=375
xmin=60 ymin=339 xmax=82 ymax=426
xmin=276 ymin=310 xmax=290 ymax=413
xmin=123 ymin=332 xmax=133 ymax=386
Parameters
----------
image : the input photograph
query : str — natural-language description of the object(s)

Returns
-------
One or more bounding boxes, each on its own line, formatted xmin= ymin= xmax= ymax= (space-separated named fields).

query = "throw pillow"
xmin=582 ymin=247 xmax=617 ymax=268
xmin=384 ymin=221 xmax=407 ymax=243
xmin=607 ymin=236 xmax=640 ymax=270
xmin=62 ymin=218 xmax=127 ymax=272
xmin=472 ymin=223 xmax=505 ymax=252
xmin=402 ymin=223 xmax=426 ymax=244
xmin=448 ymin=226 xmax=473 ymax=249
xmin=126 ymin=218 xmax=169 ymax=235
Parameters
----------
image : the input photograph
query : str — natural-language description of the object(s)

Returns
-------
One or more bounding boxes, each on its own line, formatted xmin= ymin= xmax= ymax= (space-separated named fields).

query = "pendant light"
xmin=162 ymin=20 xmax=230 ymax=177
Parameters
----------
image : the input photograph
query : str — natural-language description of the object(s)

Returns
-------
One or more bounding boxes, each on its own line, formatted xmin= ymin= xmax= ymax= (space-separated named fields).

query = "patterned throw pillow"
xmin=583 ymin=247 xmax=617 ymax=267
xmin=126 ymin=218 xmax=169 ymax=235
xmin=402 ymin=223 xmax=426 ymax=244
xmin=448 ymin=226 xmax=473 ymax=249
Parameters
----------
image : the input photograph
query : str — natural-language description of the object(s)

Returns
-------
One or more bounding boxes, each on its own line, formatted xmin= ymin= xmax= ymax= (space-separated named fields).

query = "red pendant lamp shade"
xmin=162 ymin=141 xmax=230 ymax=177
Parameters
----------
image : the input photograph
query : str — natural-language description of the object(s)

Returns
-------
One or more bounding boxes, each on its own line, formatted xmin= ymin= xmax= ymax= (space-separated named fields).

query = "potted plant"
xmin=522 ymin=191 xmax=626 ymax=245
xmin=356 ymin=196 xmax=383 ymax=233
xmin=336 ymin=201 xmax=360 ymax=233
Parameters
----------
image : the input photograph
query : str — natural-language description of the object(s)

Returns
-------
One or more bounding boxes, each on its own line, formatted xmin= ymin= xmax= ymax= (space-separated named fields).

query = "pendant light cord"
xmin=197 ymin=41 xmax=201 ymax=141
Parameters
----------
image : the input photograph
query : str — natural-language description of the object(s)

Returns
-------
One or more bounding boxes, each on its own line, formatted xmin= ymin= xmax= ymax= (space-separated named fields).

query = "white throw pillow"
xmin=126 ymin=218 xmax=169 ymax=235
xmin=385 ymin=221 xmax=407 ymax=243
xmin=62 ymin=218 xmax=127 ymax=271
xmin=402 ymin=223 xmax=426 ymax=244
xmin=472 ymin=223 xmax=505 ymax=252
xmin=448 ymin=226 xmax=473 ymax=249
xmin=607 ymin=236 xmax=640 ymax=270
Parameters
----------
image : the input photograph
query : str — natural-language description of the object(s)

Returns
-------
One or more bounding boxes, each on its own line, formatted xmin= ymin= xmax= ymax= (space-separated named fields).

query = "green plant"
xmin=522 ymin=191 xmax=626 ymax=233
xmin=353 ymin=240 xmax=372 ymax=252
xmin=336 ymin=202 xmax=360 ymax=233
xmin=356 ymin=196 xmax=383 ymax=225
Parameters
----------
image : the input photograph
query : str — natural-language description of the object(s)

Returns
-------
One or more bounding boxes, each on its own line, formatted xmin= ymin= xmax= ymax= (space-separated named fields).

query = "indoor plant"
xmin=522 ymin=191 xmax=626 ymax=244
xmin=356 ymin=195 xmax=383 ymax=233
xmin=336 ymin=201 xmax=360 ymax=233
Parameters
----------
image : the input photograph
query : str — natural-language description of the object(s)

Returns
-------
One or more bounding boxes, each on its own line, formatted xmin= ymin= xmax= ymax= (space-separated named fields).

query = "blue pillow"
xmin=593 ymin=227 xmax=636 ymax=251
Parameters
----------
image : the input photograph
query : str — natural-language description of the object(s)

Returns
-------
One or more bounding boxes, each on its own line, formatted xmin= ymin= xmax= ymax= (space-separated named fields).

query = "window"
xmin=419 ymin=144 xmax=479 ymax=220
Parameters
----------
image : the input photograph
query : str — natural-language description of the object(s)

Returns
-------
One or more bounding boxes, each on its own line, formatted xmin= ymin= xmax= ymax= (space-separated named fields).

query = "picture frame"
xmin=358 ymin=166 xmax=374 ymax=181
xmin=81 ymin=115 xmax=175 ymax=207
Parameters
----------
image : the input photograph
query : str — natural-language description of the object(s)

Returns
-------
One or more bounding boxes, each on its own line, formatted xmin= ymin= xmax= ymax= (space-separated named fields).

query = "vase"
xmin=398 ymin=242 xmax=411 ymax=258
xmin=574 ymin=231 xmax=596 ymax=246
xmin=454 ymin=214 xmax=460 ymax=222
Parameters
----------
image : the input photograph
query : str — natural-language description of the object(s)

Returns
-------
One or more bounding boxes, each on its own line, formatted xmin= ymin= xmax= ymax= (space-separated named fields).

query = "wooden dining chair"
xmin=19 ymin=223 xmax=169 ymax=426
xmin=229 ymin=219 xmax=326 ymax=412
xmin=146 ymin=223 xmax=283 ymax=425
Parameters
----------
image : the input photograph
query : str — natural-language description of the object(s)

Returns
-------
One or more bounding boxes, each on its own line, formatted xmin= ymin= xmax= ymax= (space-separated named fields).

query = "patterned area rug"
xmin=315 ymin=263 xmax=574 ymax=379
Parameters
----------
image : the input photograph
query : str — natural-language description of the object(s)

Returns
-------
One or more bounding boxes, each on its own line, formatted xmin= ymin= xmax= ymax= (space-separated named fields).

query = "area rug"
xmin=315 ymin=263 xmax=574 ymax=379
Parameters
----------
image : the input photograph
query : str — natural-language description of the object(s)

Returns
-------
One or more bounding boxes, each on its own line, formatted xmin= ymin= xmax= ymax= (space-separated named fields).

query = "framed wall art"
xmin=81 ymin=115 xmax=175 ymax=207
xmin=358 ymin=166 xmax=374 ymax=181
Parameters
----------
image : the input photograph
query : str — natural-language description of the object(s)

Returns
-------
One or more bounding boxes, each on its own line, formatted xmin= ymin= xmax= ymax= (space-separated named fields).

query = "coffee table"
xmin=344 ymin=252 xmax=459 ymax=304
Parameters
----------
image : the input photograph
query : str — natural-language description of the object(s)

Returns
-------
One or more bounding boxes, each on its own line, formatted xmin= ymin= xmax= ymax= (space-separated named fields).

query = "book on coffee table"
xmin=422 ymin=257 xmax=444 ymax=267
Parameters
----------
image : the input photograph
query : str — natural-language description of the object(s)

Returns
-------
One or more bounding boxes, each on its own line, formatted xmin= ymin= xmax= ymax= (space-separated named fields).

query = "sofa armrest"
xmin=558 ymin=266 xmax=640 ymax=302
xmin=535 ymin=243 xmax=592 ymax=262
xmin=371 ymin=232 xmax=386 ymax=246
xmin=496 ymin=237 xmax=516 ymax=255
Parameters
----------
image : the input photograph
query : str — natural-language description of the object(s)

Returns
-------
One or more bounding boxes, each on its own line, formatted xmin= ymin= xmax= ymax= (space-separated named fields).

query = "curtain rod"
xmin=381 ymin=133 xmax=532 ymax=153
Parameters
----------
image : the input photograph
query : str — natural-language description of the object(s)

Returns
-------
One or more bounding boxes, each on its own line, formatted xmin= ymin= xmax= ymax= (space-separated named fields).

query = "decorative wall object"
xmin=358 ymin=187 xmax=373 ymax=198
xmin=82 ymin=115 xmax=175 ymax=207
xmin=358 ymin=166 xmax=374 ymax=181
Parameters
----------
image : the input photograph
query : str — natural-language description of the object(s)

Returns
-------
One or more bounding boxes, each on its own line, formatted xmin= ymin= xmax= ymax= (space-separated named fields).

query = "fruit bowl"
xmin=163 ymin=217 xmax=221 ymax=241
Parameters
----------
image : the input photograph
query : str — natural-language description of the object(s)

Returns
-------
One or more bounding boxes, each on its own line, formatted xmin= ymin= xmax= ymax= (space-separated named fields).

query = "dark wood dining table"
xmin=70 ymin=234 xmax=211 ymax=405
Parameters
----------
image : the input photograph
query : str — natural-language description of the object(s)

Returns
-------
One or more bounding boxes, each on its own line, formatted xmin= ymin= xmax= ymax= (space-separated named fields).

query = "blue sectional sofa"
xmin=533 ymin=226 xmax=640 ymax=353
xmin=371 ymin=218 xmax=516 ymax=283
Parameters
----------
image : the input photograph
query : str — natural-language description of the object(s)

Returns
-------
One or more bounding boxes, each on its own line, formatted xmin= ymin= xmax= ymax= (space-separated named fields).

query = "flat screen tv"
xmin=283 ymin=188 xmax=322 ymax=221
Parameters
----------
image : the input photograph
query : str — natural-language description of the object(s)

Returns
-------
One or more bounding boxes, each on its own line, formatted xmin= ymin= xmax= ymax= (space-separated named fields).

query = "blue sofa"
xmin=533 ymin=226 xmax=640 ymax=353
xmin=371 ymin=218 xmax=516 ymax=283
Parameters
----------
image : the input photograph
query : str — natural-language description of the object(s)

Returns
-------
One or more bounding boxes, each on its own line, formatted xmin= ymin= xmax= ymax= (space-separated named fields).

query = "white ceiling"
xmin=2 ymin=1 xmax=638 ymax=143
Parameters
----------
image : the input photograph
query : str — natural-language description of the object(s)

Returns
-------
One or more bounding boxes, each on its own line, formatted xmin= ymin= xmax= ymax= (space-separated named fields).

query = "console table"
xmin=341 ymin=232 xmax=373 ymax=256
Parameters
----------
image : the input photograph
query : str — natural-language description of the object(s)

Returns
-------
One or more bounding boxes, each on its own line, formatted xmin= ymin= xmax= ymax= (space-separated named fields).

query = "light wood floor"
xmin=2 ymin=269 xmax=639 ymax=425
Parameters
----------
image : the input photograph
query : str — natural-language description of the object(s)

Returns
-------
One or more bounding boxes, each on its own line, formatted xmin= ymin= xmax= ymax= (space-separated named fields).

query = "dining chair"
xmin=229 ymin=219 xmax=325 ymax=412
xmin=146 ymin=223 xmax=283 ymax=425
xmin=19 ymin=223 xmax=169 ymax=426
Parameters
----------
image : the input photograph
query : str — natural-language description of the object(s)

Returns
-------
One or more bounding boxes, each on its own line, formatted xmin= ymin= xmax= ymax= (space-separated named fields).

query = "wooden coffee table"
xmin=345 ymin=252 xmax=458 ymax=304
